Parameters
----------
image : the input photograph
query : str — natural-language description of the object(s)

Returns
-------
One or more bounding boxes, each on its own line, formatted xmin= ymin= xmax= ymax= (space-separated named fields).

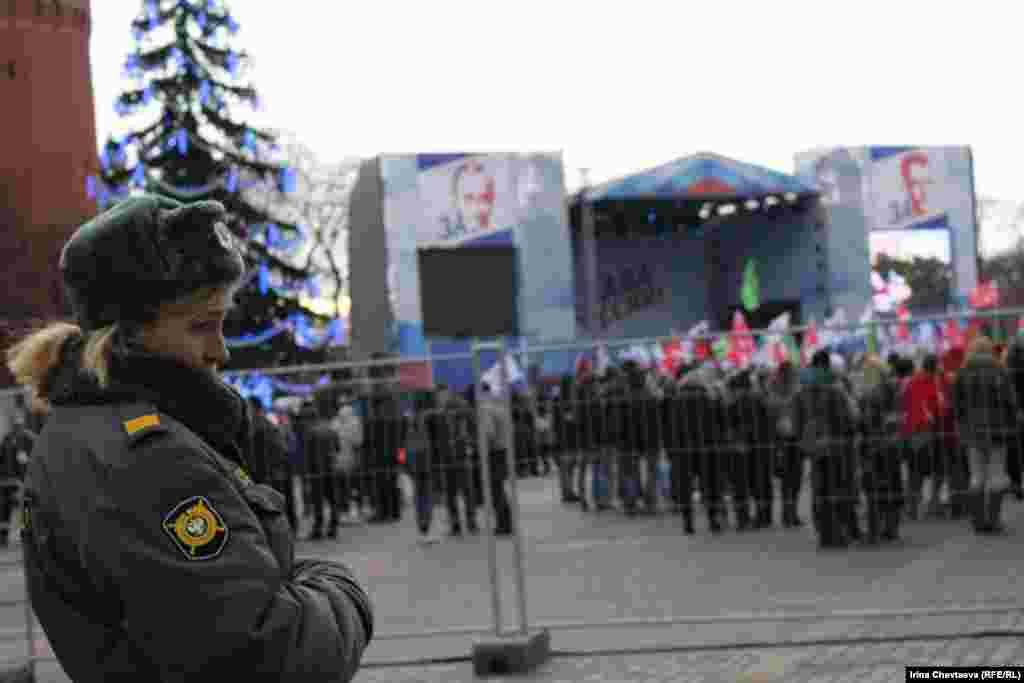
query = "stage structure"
xmin=348 ymin=153 xmax=576 ymax=389
xmin=569 ymin=153 xmax=850 ymax=343
xmin=795 ymin=146 xmax=979 ymax=315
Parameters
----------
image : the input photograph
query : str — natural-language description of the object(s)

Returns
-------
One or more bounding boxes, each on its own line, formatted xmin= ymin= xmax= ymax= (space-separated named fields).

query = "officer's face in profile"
xmin=139 ymin=286 xmax=234 ymax=374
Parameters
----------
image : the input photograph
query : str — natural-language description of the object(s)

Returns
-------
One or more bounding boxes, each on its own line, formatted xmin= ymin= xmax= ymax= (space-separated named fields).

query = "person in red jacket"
xmin=903 ymin=355 xmax=950 ymax=518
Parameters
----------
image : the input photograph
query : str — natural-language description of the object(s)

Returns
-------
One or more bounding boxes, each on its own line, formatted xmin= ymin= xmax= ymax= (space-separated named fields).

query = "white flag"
xmin=481 ymin=354 xmax=524 ymax=396
xmin=621 ymin=344 xmax=653 ymax=368
xmin=596 ymin=344 xmax=612 ymax=376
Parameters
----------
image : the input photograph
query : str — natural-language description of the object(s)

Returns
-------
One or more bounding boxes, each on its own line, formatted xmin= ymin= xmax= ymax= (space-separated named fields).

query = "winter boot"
xmin=986 ymin=490 xmax=1007 ymax=534
xmin=682 ymin=507 xmax=695 ymax=535
xmin=756 ymin=503 xmax=773 ymax=529
xmin=970 ymin=489 xmax=988 ymax=533
xmin=782 ymin=500 xmax=803 ymax=528
xmin=707 ymin=504 xmax=723 ymax=534
xmin=734 ymin=502 xmax=751 ymax=531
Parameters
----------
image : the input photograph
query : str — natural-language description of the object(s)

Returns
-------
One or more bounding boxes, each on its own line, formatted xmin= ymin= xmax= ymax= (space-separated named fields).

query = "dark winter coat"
xmin=616 ymin=384 xmax=663 ymax=454
xmin=661 ymin=384 xmax=723 ymax=460
xmin=792 ymin=368 xmax=859 ymax=458
xmin=953 ymin=352 xmax=1020 ymax=449
xmin=0 ymin=425 xmax=34 ymax=483
xmin=249 ymin=410 xmax=291 ymax=484
xmin=22 ymin=335 xmax=373 ymax=682
xmin=363 ymin=394 xmax=405 ymax=467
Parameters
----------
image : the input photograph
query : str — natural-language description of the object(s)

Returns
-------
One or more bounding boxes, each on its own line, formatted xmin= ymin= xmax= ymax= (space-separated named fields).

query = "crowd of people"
xmin=248 ymin=332 xmax=1023 ymax=550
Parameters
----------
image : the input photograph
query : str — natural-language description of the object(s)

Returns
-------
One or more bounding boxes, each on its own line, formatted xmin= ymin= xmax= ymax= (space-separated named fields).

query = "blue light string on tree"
xmin=131 ymin=164 xmax=146 ymax=187
xmin=177 ymin=129 xmax=189 ymax=155
xmin=270 ymin=376 xmax=330 ymax=395
xmin=242 ymin=130 xmax=256 ymax=152
xmin=258 ymin=264 xmax=269 ymax=294
xmin=224 ymin=322 xmax=288 ymax=348
xmin=143 ymin=84 xmax=154 ymax=105
xmin=197 ymin=11 xmax=208 ymax=30
xmin=226 ymin=52 xmax=239 ymax=77
xmin=199 ymin=80 xmax=211 ymax=106
xmin=226 ymin=166 xmax=239 ymax=193
xmin=227 ymin=16 xmax=239 ymax=34
xmin=280 ymin=166 xmax=297 ymax=194
xmin=124 ymin=53 xmax=140 ymax=78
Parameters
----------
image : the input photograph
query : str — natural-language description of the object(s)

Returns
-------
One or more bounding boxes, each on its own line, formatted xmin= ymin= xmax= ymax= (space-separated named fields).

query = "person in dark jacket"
xmin=427 ymin=385 xmax=478 ymax=536
xmin=7 ymin=195 xmax=372 ymax=681
xmin=617 ymin=363 xmax=663 ymax=515
xmin=0 ymin=412 xmax=34 ymax=546
xmin=303 ymin=396 xmax=346 ymax=541
xmin=247 ymin=398 xmax=298 ymax=533
xmin=953 ymin=336 xmax=1020 ymax=534
xmin=859 ymin=355 xmax=904 ymax=543
xmin=680 ymin=366 xmax=729 ymax=533
xmin=724 ymin=370 xmax=776 ymax=530
xmin=477 ymin=383 xmax=513 ymax=535
xmin=765 ymin=362 xmax=805 ymax=528
xmin=364 ymin=387 xmax=405 ymax=523
xmin=662 ymin=379 xmax=720 ymax=534
xmin=792 ymin=350 xmax=861 ymax=548
xmin=551 ymin=376 xmax=582 ymax=504
xmin=1003 ymin=339 xmax=1024 ymax=499
xmin=576 ymin=374 xmax=611 ymax=511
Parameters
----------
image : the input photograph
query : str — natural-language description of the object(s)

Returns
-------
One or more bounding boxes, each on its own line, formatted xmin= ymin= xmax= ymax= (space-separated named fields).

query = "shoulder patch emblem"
xmin=162 ymin=496 xmax=228 ymax=561
xmin=124 ymin=414 xmax=160 ymax=435
xmin=235 ymin=466 xmax=252 ymax=486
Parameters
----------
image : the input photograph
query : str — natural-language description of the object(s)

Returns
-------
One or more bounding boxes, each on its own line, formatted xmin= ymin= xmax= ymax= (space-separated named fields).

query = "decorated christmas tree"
xmin=93 ymin=0 xmax=339 ymax=372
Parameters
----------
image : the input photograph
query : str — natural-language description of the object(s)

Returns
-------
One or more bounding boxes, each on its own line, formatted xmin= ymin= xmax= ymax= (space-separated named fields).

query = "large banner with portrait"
xmin=380 ymin=153 xmax=576 ymax=360
xmin=795 ymin=146 xmax=978 ymax=312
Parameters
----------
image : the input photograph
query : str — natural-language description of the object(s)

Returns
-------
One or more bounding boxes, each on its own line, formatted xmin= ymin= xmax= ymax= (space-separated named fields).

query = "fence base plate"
xmin=472 ymin=629 xmax=550 ymax=677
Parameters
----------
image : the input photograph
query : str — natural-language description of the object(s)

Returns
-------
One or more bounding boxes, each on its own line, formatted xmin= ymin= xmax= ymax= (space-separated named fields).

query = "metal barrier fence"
xmin=7 ymin=310 xmax=1024 ymax=674
xmin=218 ymin=308 xmax=1024 ymax=645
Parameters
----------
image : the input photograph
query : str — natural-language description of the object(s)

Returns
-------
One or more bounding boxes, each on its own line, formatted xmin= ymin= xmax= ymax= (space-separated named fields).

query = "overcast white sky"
xmin=90 ymin=1 xmax=1021 ymax=199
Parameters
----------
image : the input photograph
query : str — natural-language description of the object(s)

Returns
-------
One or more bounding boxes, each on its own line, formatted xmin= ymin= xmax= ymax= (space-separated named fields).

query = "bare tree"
xmin=245 ymin=132 xmax=360 ymax=323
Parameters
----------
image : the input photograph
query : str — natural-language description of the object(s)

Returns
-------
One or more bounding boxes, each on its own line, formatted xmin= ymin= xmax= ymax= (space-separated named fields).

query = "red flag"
xmin=966 ymin=317 xmax=985 ymax=345
xmin=694 ymin=338 xmax=709 ymax=361
xmin=896 ymin=306 xmax=911 ymax=342
xmin=944 ymin=319 xmax=965 ymax=351
xmin=801 ymin=319 xmax=819 ymax=367
xmin=969 ymin=281 xmax=1000 ymax=309
xmin=729 ymin=311 xmax=756 ymax=368
xmin=661 ymin=337 xmax=683 ymax=376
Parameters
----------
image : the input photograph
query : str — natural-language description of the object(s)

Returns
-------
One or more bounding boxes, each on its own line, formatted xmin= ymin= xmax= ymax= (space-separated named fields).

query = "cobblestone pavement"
xmin=353 ymin=635 xmax=1024 ymax=683
xmin=3 ymin=473 xmax=1024 ymax=681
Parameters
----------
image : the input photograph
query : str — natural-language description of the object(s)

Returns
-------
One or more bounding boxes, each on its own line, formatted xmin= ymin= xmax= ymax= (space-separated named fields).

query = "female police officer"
xmin=6 ymin=195 xmax=373 ymax=681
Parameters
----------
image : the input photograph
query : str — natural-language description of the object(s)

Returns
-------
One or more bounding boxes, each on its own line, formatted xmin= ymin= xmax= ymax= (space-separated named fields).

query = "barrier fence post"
xmin=17 ymin=480 xmax=35 ymax=680
xmin=472 ymin=343 xmax=503 ymax=638
xmin=498 ymin=342 xmax=530 ymax=636
xmin=471 ymin=342 xmax=550 ymax=676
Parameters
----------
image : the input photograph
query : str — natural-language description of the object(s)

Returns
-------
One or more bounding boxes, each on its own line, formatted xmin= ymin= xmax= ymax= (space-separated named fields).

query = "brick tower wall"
xmin=0 ymin=0 xmax=98 ymax=385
